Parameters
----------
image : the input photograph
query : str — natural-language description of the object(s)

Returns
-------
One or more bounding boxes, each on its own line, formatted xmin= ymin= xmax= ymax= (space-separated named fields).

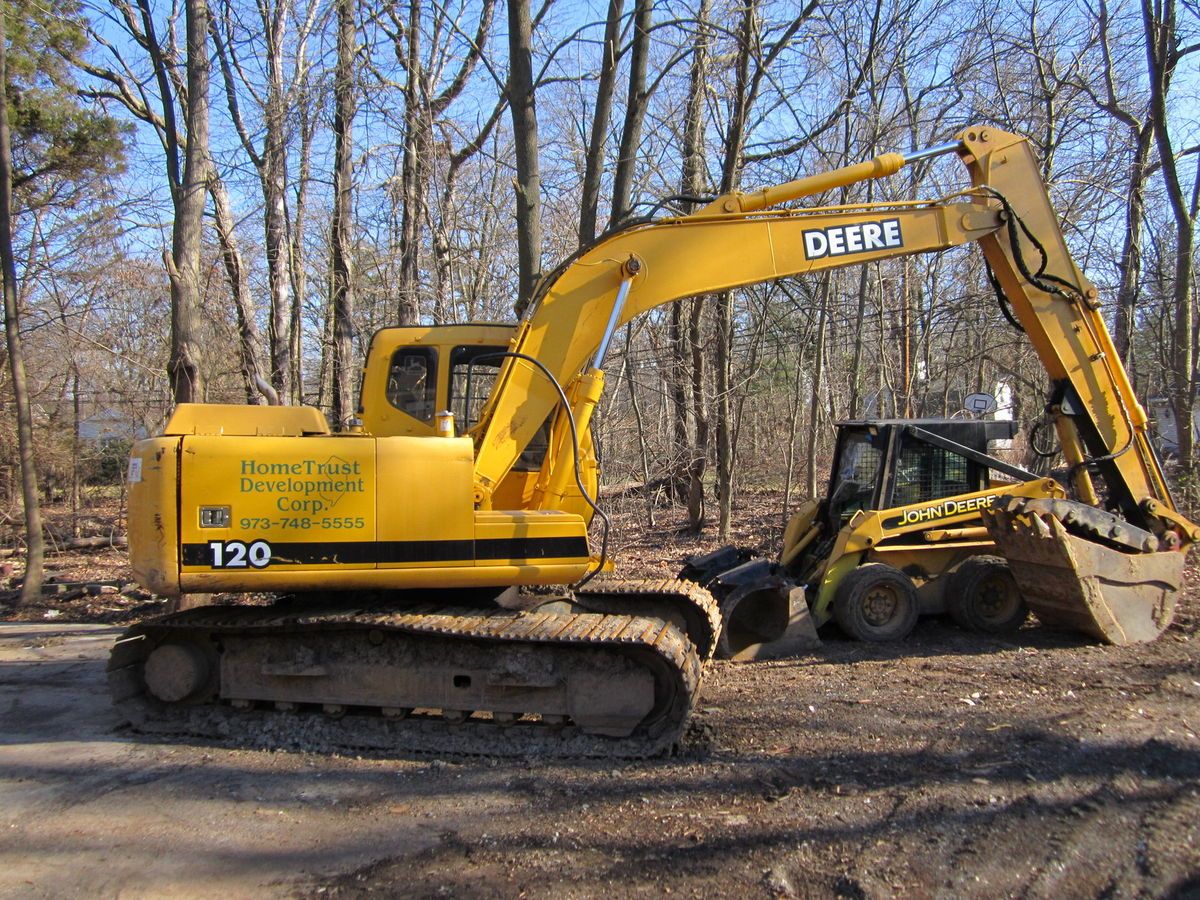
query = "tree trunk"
xmin=806 ymin=276 xmax=831 ymax=497
xmin=329 ymin=0 xmax=357 ymax=426
xmin=507 ymin=0 xmax=542 ymax=316
xmin=577 ymin=0 xmax=623 ymax=245
xmin=71 ymin=367 xmax=81 ymax=538
xmin=166 ymin=0 xmax=210 ymax=405
xmin=846 ymin=267 xmax=870 ymax=417
xmin=668 ymin=302 xmax=690 ymax=503
xmin=263 ymin=102 xmax=293 ymax=401
xmin=714 ymin=0 xmax=756 ymax=541
xmin=397 ymin=0 xmax=424 ymax=325
xmin=1091 ymin=0 xmax=1153 ymax=377
xmin=679 ymin=0 xmax=710 ymax=530
xmin=609 ymin=0 xmax=652 ymax=223
xmin=289 ymin=92 xmax=315 ymax=402
xmin=781 ymin=336 xmax=807 ymax=523
xmin=687 ymin=296 xmax=709 ymax=531
xmin=432 ymin=176 xmax=457 ymax=322
xmin=0 ymin=8 xmax=43 ymax=603
xmin=212 ymin=0 xmax=299 ymax=401
xmin=714 ymin=288 xmax=735 ymax=540
xmin=1142 ymin=0 xmax=1197 ymax=475
xmin=624 ymin=327 xmax=655 ymax=526
xmin=1113 ymin=123 xmax=1152 ymax=372
xmin=209 ymin=173 xmax=272 ymax=403
xmin=317 ymin=299 xmax=335 ymax=415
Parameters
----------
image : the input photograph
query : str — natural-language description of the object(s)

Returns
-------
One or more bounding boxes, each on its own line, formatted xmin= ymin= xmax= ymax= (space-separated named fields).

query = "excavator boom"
xmin=470 ymin=125 xmax=1194 ymax=645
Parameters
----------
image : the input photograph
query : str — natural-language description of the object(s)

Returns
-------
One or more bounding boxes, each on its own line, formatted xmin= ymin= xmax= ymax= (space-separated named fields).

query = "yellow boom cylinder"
xmin=702 ymin=152 xmax=909 ymax=215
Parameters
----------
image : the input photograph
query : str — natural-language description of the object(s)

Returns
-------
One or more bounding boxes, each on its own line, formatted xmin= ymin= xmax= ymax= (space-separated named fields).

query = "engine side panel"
xmin=127 ymin=427 xmax=593 ymax=594
xmin=178 ymin=434 xmax=381 ymax=582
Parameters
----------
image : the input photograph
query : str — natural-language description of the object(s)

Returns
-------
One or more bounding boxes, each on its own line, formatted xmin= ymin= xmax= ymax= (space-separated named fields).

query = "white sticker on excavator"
xmin=209 ymin=539 xmax=272 ymax=569
xmin=803 ymin=218 xmax=903 ymax=260
xmin=127 ymin=457 xmax=142 ymax=484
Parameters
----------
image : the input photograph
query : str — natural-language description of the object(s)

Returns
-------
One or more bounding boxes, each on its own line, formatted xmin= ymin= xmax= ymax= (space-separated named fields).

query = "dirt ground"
xmin=2 ymin=495 xmax=1199 ymax=898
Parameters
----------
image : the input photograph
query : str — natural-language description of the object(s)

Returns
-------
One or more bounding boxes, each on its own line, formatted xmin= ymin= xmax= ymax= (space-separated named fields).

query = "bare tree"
xmin=507 ymin=0 xmax=541 ymax=314
xmin=211 ymin=0 xmax=323 ymax=402
xmin=0 ymin=7 xmax=43 ymax=603
xmin=1142 ymin=0 xmax=1199 ymax=473
xmin=77 ymin=0 xmax=211 ymax=403
xmin=678 ymin=0 xmax=712 ymax=532
xmin=168 ymin=0 xmax=211 ymax=403
xmin=329 ymin=0 xmax=356 ymax=424
xmin=288 ymin=82 xmax=318 ymax=399
xmin=1059 ymin=1 xmax=1154 ymax=371
xmin=609 ymin=0 xmax=651 ymax=223
xmin=209 ymin=174 xmax=273 ymax=404
xmin=578 ymin=0 xmax=623 ymax=245
xmin=710 ymin=0 xmax=818 ymax=538
xmin=712 ymin=0 xmax=757 ymax=540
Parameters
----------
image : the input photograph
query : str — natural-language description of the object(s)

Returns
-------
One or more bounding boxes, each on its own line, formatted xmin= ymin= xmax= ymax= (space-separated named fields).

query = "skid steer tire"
xmin=833 ymin=564 xmax=919 ymax=642
xmin=947 ymin=555 xmax=1027 ymax=634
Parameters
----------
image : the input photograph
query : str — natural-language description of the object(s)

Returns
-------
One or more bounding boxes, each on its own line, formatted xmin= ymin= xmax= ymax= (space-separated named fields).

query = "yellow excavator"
xmin=112 ymin=126 xmax=1197 ymax=756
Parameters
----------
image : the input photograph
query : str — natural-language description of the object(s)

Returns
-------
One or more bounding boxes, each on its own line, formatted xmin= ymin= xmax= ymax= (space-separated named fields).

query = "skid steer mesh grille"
xmin=892 ymin=443 xmax=971 ymax=506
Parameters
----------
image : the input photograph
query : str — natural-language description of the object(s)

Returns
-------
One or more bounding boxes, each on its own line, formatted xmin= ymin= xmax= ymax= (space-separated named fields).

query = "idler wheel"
xmin=143 ymin=642 xmax=212 ymax=703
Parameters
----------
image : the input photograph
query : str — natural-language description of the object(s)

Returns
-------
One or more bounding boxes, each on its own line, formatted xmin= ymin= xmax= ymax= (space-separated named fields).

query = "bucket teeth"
xmin=1034 ymin=513 xmax=1054 ymax=538
xmin=982 ymin=499 xmax=1182 ymax=645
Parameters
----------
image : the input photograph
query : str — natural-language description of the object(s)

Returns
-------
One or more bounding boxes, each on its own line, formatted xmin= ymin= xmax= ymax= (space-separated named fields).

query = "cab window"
xmin=386 ymin=347 xmax=437 ymax=422
xmin=449 ymin=344 xmax=549 ymax=472
xmin=449 ymin=345 xmax=504 ymax=431
xmin=891 ymin=440 xmax=972 ymax=507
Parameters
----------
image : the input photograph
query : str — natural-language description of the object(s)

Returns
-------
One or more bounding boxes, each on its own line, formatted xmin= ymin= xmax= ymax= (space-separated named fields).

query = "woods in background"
xmin=2 ymin=0 xmax=1198 ymax=550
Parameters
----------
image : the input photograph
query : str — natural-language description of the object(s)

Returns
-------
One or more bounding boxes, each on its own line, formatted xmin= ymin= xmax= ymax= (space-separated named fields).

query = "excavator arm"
xmin=472 ymin=125 xmax=1195 ymax=644
xmin=961 ymin=128 xmax=1181 ymax=533
xmin=471 ymin=198 xmax=999 ymax=504
xmin=474 ymin=127 xmax=1189 ymax=537
xmin=472 ymin=144 xmax=1000 ymax=500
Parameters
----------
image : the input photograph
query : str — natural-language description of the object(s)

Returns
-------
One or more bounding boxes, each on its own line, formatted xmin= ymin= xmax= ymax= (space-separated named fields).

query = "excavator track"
xmin=108 ymin=590 xmax=711 ymax=758
xmin=573 ymin=577 xmax=723 ymax=662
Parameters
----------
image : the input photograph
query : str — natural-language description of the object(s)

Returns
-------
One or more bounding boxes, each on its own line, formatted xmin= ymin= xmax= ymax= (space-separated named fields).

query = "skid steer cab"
xmin=683 ymin=418 xmax=1065 ymax=658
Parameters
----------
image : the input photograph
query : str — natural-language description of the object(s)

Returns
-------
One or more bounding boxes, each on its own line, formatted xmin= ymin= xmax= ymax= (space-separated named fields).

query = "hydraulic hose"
xmin=470 ymin=352 xmax=610 ymax=589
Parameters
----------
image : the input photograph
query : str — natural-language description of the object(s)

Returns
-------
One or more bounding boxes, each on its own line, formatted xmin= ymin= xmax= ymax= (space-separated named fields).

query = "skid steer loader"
xmin=684 ymin=418 xmax=1066 ymax=658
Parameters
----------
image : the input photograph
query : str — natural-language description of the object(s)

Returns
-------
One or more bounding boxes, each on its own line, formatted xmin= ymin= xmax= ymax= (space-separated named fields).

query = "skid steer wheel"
xmin=833 ymin=563 xmax=919 ymax=642
xmin=947 ymin=555 xmax=1027 ymax=634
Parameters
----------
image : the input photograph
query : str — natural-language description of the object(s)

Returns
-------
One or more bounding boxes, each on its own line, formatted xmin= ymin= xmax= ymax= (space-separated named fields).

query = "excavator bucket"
xmin=983 ymin=499 xmax=1183 ymax=645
